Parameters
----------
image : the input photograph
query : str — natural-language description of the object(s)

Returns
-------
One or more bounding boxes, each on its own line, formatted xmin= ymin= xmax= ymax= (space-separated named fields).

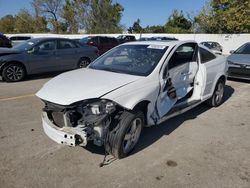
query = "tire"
xmin=206 ymin=79 xmax=225 ymax=107
xmin=105 ymin=111 xmax=144 ymax=159
xmin=78 ymin=57 xmax=91 ymax=68
xmin=2 ymin=63 xmax=26 ymax=82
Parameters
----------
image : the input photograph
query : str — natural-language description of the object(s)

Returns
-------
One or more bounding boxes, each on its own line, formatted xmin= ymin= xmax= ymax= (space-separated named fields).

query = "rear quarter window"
xmin=200 ymin=47 xmax=216 ymax=63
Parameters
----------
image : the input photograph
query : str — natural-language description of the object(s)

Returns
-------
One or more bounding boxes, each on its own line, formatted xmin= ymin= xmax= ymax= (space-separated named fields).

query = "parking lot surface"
xmin=0 ymin=75 xmax=249 ymax=188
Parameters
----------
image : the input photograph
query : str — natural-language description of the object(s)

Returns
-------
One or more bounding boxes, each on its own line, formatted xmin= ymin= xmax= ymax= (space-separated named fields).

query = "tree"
xmin=128 ymin=19 xmax=143 ymax=33
xmin=62 ymin=0 xmax=78 ymax=33
xmin=86 ymin=0 xmax=124 ymax=33
xmin=0 ymin=15 xmax=15 ymax=33
xmin=32 ymin=0 xmax=63 ymax=33
xmin=143 ymin=25 xmax=165 ymax=33
xmin=33 ymin=16 xmax=49 ymax=33
xmin=165 ymin=10 xmax=192 ymax=33
xmin=15 ymin=9 xmax=35 ymax=33
xmin=196 ymin=0 xmax=250 ymax=33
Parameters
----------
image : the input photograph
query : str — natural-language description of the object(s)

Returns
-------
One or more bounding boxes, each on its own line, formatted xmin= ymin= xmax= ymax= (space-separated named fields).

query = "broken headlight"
xmin=88 ymin=100 xmax=116 ymax=115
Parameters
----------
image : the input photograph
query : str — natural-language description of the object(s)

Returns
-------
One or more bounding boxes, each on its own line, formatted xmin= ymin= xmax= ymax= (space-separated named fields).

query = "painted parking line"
xmin=0 ymin=94 xmax=35 ymax=102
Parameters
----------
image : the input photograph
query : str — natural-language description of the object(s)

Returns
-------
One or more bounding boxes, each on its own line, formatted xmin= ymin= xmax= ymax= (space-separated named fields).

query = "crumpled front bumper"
xmin=42 ymin=112 xmax=87 ymax=146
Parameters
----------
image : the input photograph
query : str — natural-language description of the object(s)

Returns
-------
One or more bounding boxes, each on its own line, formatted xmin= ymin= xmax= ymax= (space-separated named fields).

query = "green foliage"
xmin=128 ymin=19 xmax=143 ymax=33
xmin=0 ymin=15 xmax=15 ymax=33
xmin=129 ymin=10 xmax=191 ymax=34
xmin=62 ymin=0 xmax=78 ymax=33
xmin=196 ymin=0 xmax=250 ymax=33
xmin=86 ymin=0 xmax=124 ymax=33
xmin=32 ymin=0 xmax=63 ymax=33
xmin=164 ymin=10 xmax=192 ymax=33
xmin=34 ymin=16 xmax=49 ymax=33
xmin=15 ymin=9 xmax=35 ymax=33
xmin=143 ymin=25 xmax=165 ymax=33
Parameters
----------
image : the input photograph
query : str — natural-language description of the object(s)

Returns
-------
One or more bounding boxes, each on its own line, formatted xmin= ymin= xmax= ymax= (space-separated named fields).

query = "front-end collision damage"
xmin=42 ymin=99 xmax=119 ymax=147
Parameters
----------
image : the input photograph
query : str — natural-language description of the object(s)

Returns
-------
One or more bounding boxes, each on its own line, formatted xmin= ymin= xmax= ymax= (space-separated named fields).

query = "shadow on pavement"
xmin=228 ymin=77 xmax=250 ymax=84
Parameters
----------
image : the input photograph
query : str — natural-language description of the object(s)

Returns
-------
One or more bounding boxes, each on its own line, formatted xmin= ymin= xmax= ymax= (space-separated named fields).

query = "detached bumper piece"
xmin=42 ymin=112 xmax=87 ymax=146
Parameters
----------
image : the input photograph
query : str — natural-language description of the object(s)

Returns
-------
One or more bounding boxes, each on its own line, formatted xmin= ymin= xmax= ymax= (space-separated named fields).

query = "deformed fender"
xmin=101 ymin=77 xmax=160 ymax=126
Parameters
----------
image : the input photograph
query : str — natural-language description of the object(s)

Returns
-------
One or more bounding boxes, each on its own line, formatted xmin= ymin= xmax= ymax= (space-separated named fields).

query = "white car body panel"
xmin=37 ymin=40 xmax=227 ymax=127
xmin=36 ymin=68 xmax=142 ymax=105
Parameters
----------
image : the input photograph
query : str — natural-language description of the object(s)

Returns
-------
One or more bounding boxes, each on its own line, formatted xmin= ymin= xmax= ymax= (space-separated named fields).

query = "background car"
xmin=117 ymin=35 xmax=136 ymax=43
xmin=0 ymin=33 xmax=12 ymax=48
xmin=200 ymin=41 xmax=223 ymax=55
xmin=0 ymin=37 xmax=99 ymax=82
xmin=9 ymin=35 xmax=32 ymax=46
xmin=138 ymin=36 xmax=178 ymax=41
xmin=227 ymin=42 xmax=250 ymax=80
xmin=79 ymin=36 xmax=119 ymax=55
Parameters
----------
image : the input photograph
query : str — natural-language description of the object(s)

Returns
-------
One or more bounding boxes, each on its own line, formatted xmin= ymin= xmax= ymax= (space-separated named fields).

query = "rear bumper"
xmin=42 ymin=112 xmax=87 ymax=146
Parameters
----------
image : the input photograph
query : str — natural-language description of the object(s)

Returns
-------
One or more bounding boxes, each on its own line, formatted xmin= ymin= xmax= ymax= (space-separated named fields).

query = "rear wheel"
xmin=105 ymin=111 xmax=144 ymax=159
xmin=78 ymin=57 xmax=91 ymax=68
xmin=206 ymin=79 xmax=225 ymax=107
xmin=2 ymin=63 xmax=26 ymax=82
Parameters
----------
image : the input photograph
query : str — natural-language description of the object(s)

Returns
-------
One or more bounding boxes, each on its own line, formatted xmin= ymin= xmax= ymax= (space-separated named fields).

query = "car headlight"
xmin=227 ymin=60 xmax=233 ymax=64
xmin=88 ymin=100 xmax=116 ymax=115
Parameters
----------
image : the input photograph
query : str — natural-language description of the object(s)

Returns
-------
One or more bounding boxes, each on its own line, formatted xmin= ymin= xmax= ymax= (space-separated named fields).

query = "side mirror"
xmin=229 ymin=50 xmax=235 ymax=54
xmin=28 ymin=46 xmax=39 ymax=54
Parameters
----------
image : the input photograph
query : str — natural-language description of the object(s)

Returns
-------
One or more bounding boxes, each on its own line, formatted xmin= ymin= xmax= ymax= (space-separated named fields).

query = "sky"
xmin=0 ymin=0 xmax=207 ymax=28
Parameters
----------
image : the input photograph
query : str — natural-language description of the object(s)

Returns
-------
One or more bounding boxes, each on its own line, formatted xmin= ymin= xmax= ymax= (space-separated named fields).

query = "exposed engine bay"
xmin=42 ymin=99 xmax=118 ymax=147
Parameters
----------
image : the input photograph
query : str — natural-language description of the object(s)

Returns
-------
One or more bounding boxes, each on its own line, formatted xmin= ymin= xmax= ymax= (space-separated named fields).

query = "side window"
xmin=38 ymin=40 xmax=56 ymax=51
xmin=89 ymin=37 xmax=98 ymax=44
xmin=58 ymin=40 xmax=77 ymax=49
xmin=100 ymin=37 xmax=110 ymax=44
xmin=200 ymin=47 xmax=216 ymax=63
xmin=168 ymin=43 xmax=197 ymax=69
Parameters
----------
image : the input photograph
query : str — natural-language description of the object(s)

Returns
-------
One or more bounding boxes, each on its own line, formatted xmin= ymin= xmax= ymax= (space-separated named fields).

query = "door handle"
xmin=181 ymin=72 xmax=192 ymax=76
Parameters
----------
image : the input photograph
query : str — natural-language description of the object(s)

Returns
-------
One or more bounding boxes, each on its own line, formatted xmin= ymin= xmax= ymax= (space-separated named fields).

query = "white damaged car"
xmin=37 ymin=41 xmax=228 ymax=159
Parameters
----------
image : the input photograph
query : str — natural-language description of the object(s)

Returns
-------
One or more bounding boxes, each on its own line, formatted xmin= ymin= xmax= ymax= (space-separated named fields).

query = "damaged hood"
xmin=36 ymin=68 xmax=142 ymax=105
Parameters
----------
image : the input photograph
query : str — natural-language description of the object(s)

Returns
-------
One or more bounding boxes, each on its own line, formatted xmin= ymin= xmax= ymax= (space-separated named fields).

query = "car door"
xmin=56 ymin=39 xmax=80 ymax=70
xmin=28 ymin=40 xmax=60 ymax=74
xmin=156 ymin=43 xmax=199 ymax=118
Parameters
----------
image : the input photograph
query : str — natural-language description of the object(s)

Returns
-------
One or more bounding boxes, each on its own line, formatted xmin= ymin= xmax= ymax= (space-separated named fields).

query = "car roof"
xmin=31 ymin=37 xmax=74 ymax=40
xmin=121 ymin=40 xmax=195 ymax=46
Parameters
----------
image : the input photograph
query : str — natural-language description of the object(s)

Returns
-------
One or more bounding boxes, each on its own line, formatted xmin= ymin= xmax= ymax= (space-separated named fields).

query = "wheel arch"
xmin=132 ymin=100 xmax=151 ymax=125
xmin=0 ymin=61 xmax=27 ymax=75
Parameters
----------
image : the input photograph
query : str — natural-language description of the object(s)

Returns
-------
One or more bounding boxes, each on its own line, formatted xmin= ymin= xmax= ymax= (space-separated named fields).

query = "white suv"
xmin=37 ymin=40 xmax=227 ymax=159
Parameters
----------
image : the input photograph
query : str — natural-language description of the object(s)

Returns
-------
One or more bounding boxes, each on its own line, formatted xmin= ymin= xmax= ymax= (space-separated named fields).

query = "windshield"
xmin=89 ymin=44 xmax=168 ymax=76
xmin=234 ymin=43 xmax=250 ymax=54
xmin=12 ymin=38 xmax=40 ymax=51
xmin=79 ymin=37 xmax=89 ymax=44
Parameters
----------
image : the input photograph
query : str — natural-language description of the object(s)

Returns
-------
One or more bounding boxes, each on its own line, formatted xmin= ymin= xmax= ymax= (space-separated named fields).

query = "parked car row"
xmin=0 ymin=37 xmax=98 ymax=82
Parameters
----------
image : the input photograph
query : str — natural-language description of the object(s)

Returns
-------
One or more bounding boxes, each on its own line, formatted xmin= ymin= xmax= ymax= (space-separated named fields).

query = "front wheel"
xmin=206 ymin=79 xmax=225 ymax=107
xmin=105 ymin=111 xmax=144 ymax=159
xmin=2 ymin=63 xmax=26 ymax=82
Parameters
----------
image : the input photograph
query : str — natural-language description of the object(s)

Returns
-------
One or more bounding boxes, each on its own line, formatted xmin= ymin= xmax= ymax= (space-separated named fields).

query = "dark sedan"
xmin=0 ymin=38 xmax=99 ymax=82
xmin=227 ymin=42 xmax=250 ymax=80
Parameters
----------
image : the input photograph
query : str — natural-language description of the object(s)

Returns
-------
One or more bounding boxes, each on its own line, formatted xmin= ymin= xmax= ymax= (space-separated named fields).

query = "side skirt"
xmin=157 ymin=100 xmax=203 ymax=125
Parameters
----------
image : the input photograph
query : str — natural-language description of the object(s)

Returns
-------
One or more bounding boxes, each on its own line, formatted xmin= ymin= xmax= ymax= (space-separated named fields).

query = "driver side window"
xmin=168 ymin=43 xmax=197 ymax=69
xmin=38 ymin=40 xmax=56 ymax=51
